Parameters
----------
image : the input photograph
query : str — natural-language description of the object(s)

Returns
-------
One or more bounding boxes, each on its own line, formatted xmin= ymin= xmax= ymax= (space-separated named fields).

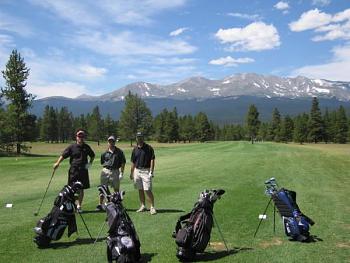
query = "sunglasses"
xmin=76 ymin=134 xmax=85 ymax=138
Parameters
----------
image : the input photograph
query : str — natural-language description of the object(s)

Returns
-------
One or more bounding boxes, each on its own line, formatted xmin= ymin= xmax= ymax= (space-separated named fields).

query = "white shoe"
xmin=150 ymin=207 xmax=157 ymax=215
xmin=136 ymin=205 xmax=146 ymax=212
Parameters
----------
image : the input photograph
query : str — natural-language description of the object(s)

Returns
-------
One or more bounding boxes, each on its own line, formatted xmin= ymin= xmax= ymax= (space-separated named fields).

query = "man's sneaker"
xmin=96 ymin=204 xmax=104 ymax=211
xmin=150 ymin=207 xmax=157 ymax=215
xmin=136 ymin=205 xmax=147 ymax=212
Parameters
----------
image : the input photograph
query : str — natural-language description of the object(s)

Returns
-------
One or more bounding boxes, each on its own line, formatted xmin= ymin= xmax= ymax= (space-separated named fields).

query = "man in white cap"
xmin=97 ymin=135 xmax=126 ymax=211
xmin=53 ymin=129 xmax=95 ymax=212
xmin=130 ymin=131 xmax=156 ymax=215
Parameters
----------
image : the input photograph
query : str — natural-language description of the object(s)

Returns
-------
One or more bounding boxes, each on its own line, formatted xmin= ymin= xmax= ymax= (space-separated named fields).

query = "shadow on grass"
xmin=193 ymin=247 xmax=253 ymax=262
xmin=46 ymin=238 xmax=96 ymax=249
xmin=288 ymin=235 xmax=323 ymax=243
xmin=79 ymin=210 xmax=104 ymax=214
xmin=126 ymin=208 xmax=185 ymax=213
xmin=140 ymin=253 xmax=157 ymax=262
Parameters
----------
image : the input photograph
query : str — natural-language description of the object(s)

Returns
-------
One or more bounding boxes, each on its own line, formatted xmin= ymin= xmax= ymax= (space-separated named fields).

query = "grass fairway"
xmin=0 ymin=141 xmax=349 ymax=263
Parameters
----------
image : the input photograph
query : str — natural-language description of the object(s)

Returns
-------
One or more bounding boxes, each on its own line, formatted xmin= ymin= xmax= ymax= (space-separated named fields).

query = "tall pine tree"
xmin=1 ymin=50 xmax=35 ymax=153
xmin=246 ymin=104 xmax=260 ymax=144
xmin=308 ymin=97 xmax=324 ymax=143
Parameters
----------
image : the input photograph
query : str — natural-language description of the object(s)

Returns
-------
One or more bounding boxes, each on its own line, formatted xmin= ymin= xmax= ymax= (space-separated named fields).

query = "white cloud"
xmin=292 ymin=43 xmax=350 ymax=81
xmin=28 ymin=81 xmax=89 ymax=99
xmin=209 ymin=56 xmax=254 ymax=67
xmin=79 ymin=65 xmax=108 ymax=78
xmin=169 ymin=27 xmax=189 ymax=37
xmin=312 ymin=0 xmax=331 ymax=6
xmin=289 ymin=9 xmax=332 ymax=31
xmin=215 ymin=22 xmax=280 ymax=51
xmin=274 ymin=1 xmax=289 ymax=10
xmin=0 ymin=10 xmax=34 ymax=37
xmin=289 ymin=8 xmax=350 ymax=41
xmin=29 ymin=0 xmax=187 ymax=27
xmin=227 ymin=13 xmax=261 ymax=21
xmin=73 ymin=31 xmax=197 ymax=56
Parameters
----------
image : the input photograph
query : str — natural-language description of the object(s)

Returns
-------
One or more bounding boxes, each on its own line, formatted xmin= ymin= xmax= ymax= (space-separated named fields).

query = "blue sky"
xmin=0 ymin=0 xmax=349 ymax=98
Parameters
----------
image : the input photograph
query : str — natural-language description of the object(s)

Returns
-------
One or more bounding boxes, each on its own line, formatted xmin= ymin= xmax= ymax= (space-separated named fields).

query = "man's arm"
xmin=53 ymin=156 xmax=64 ymax=170
xmin=150 ymin=159 xmax=155 ymax=174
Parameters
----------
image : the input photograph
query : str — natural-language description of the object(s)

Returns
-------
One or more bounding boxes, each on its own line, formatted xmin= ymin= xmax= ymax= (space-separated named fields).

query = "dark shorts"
xmin=68 ymin=166 xmax=90 ymax=189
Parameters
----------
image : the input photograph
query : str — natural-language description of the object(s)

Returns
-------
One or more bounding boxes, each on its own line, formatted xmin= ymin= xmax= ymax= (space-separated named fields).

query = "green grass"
xmin=0 ymin=141 xmax=349 ymax=263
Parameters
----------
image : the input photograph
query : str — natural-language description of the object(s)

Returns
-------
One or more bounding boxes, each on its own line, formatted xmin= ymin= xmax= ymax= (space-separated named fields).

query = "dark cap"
xmin=108 ymin=135 xmax=116 ymax=141
xmin=136 ymin=131 xmax=144 ymax=137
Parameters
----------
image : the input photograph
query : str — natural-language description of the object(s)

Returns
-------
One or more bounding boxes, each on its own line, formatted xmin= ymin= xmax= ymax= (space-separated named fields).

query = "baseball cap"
xmin=108 ymin=135 xmax=116 ymax=141
xmin=76 ymin=130 xmax=86 ymax=137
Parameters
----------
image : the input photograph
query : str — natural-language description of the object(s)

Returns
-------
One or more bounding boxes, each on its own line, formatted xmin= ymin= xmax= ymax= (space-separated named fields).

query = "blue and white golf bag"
xmin=266 ymin=178 xmax=315 ymax=242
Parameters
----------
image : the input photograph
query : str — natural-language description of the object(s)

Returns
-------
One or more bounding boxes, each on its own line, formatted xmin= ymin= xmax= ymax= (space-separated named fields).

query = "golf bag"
xmin=173 ymin=189 xmax=225 ymax=261
xmin=33 ymin=181 xmax=83 ymax=247
xmin=103 ymin=189 xmax=141 ymax=263
xmin=265 ymin=178 xmax=314 ymax=241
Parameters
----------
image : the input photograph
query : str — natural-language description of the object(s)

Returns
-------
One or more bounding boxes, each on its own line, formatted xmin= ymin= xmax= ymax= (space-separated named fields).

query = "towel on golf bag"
xmin=105 ymin=191 xmax=141 ymax=263
xmin=272 ymin=188 xmax=315 ymax=241
xmin=33 ymin=181 xmax=83 ymax=247
xmin=173 ymin=189 xmax=225 ymax=261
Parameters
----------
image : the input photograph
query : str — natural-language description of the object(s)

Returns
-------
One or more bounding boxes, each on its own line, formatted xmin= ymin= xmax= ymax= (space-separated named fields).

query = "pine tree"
xmin=88 ymin=106 xmax=103 ymax=145
xmin=269 ymin=108 xmax=281 ymax=142
xmin=246 ymin=104 xmax=260 ymax=144
xmin=1 ymin=49 xmax=35 ymax=153
xmin=280 ymin=115 xmax=294 ymax=143
xmin=308 ymin=97 xmax=324 ymax=143
xmin=293 ymin=113 xmax=308 ymax=144
xmin=194 ymin=112 xmax=211 ymax=142
xmin=334 ymin=106 xmax=348 ymax=143
xmin=104 ymin=114 xmax=118 ymax=139
xmin=119 ymin=91 xmax=153 ymax=145
xmin=322 ymin=108 xmax=331 ymax=143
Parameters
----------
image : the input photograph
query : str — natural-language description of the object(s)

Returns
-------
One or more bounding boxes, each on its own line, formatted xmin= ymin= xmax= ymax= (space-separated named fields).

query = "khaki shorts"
xmin=100 ymin=168 xmax=120 ymax=190
xmin=133 ymin=168 xmax=152 ymax=191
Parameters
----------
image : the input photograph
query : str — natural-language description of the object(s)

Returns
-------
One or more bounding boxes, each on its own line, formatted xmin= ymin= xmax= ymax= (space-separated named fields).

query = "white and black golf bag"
xmin=100 ymin=187 xmax=141 ymax=263
xmin=33 ymin=181 xmax=83 ymax=247
xmin=265 ymin=178 xmax=315 ymax=242
xmin=172 ymin=189 xmax=225 ymax=262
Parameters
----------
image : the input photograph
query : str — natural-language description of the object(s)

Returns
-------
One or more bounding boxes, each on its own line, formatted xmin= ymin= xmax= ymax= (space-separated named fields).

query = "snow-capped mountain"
xmin=74 ymin=73 xmax=350 ymax=102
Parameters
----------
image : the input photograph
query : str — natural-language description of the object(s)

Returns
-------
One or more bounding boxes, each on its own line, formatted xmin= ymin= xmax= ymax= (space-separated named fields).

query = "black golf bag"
xmin=33 ymin=181 xmax=83 ymax=247
xmin=173 ymin=189 xmax=225 ymax=262
xmin=265 ymin=178 xmax=315 ymax=242
xmin=103 ymin=189 xmax=141 ymax=263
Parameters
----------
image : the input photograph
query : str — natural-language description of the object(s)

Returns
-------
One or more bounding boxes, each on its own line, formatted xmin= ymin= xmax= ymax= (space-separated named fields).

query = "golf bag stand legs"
xmin=212 ymin=213 xmax=229 ymax=252
xmin=254 ymin=198 xmax=274 ymax=238
xmin=77 ymin=212 xmax=93 ymax=240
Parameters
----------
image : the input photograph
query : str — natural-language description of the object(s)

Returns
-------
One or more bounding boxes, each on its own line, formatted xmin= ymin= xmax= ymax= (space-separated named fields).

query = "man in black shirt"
xmin=130 ymin=132 xmax=156 ymax=215
xmin=53 ymin=129 xmax=95 ymax=212
xmin=97 ymin=135 xmax=126 ymax=211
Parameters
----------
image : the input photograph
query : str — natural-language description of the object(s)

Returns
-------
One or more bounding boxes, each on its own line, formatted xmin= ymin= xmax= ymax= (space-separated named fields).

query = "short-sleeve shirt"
xmin=100 ymin=147 xmax=126 ymax=169
xmin=131 ymin=143 xmax=155 ymax=169
xmin=62 ymin=143 xmax=95 ymax=168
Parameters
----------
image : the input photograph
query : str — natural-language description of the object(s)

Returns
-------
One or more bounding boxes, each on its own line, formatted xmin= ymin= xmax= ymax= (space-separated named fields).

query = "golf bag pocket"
xmin=175 ymin=226 xmax=193 ymax=247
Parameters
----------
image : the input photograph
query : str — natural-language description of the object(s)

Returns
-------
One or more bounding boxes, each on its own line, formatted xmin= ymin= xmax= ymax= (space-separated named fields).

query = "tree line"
xmin=1 ymin=49 xmax=350 ymax=154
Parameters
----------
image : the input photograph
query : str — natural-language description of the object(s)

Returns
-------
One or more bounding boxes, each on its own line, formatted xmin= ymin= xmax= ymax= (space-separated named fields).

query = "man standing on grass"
xmin=53 ymin=129 xmax=95 ymax=212
xmin=96 ymin=135 xmax=126 ymax=211
xmin=130 ymin=131 xmax=156 ymax=215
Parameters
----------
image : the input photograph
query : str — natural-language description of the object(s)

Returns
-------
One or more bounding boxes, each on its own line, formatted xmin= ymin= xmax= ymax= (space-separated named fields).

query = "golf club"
xmin=33 ymin=169 xmax=56 ymax=216
xmin=78 ymin=211 xmax=93 ymax=240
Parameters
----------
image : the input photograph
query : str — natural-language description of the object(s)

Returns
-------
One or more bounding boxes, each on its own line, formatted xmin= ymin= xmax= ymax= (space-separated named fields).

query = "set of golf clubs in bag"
xmin=33 ymin=172 xmax=315 ymax=262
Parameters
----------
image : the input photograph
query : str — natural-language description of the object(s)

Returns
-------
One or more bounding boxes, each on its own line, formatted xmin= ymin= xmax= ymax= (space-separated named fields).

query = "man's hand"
xmin=53 ymin=162 xmax=59 ymax=170
xmin=149 ymin=171 xmax=154 ymax=178
xmin=85 ymin=163 xmax=91 ymax=170
xmin=130 ymin=173 xmax=134 ymax=180
xmin=119 ymin=172 xmax=124 ymax=180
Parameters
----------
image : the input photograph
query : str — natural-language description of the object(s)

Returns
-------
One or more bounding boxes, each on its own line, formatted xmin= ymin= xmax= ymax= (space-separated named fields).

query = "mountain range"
xmin=32 ymin=73 xmax=350 ymax=123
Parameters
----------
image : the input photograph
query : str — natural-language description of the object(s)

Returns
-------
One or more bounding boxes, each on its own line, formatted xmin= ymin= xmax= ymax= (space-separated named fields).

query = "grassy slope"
xmin=0 ymin=142 xmax=349 ymax=263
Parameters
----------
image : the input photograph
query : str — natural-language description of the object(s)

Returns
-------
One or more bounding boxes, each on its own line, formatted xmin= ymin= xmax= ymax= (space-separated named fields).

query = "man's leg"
xmin=145 ymin=190 xmax=154 ymax=207
xmin=77 ymin=189 xmax=84 ymax=210
xmin=138 ymin=190 xmax=146 ymax=206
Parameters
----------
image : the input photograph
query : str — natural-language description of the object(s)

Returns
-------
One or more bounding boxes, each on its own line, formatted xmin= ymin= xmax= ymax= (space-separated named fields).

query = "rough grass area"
xmin=0 ymin=142 xmax=349 ymax=262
